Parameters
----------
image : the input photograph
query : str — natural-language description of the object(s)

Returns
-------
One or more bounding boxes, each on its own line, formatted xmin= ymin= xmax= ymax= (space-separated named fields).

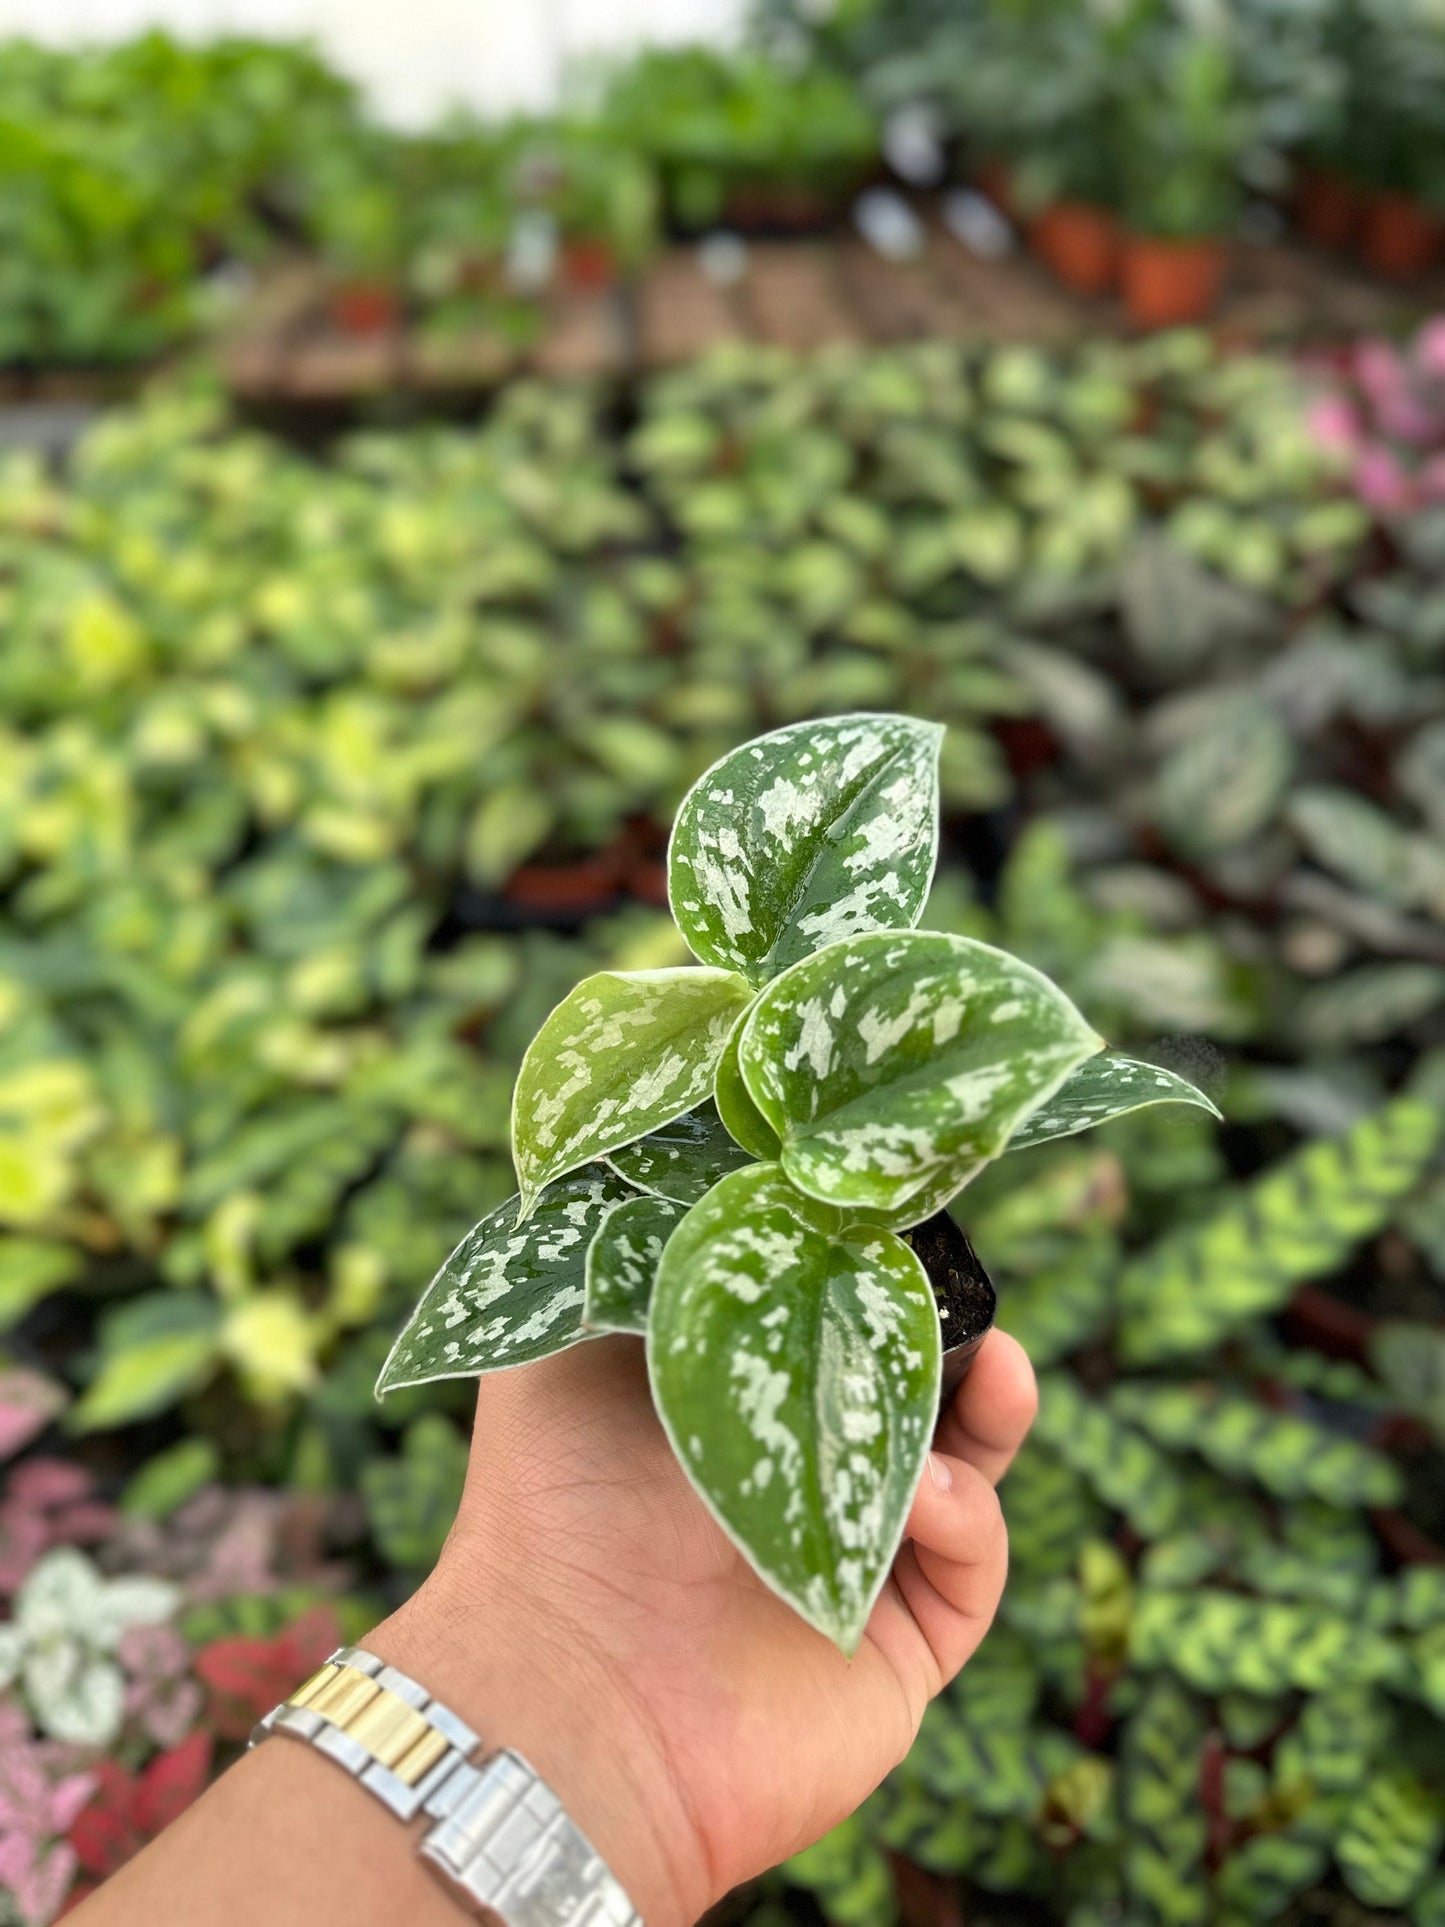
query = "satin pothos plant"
xmin=377 ymin=716 xmax=1217 ymax=1651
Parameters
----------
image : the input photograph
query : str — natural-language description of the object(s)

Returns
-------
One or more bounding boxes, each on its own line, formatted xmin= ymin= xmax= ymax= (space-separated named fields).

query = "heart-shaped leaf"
xmin=739 ymin=931 xmax=1102 ymax=1215
xmin=606 ymin=1103 xmax=757 ymax=1203
xmin=668 ymin=713 xmax=943 ymax=985
xmin=1006 ymin=1053 xmax=1221 ymax=1151
xmin=715 ymin=1010 xmax=783 ymax=1160
xmin=512 ymin=968 xmax=753 ymax=1216
xmin=648 ymin=1163 xmax=940 ymax=1654
xmin=376 ymin=1169 xmax=638 ymax=1393
xmin=584 ymin=1194 xmax=688 ymax=1334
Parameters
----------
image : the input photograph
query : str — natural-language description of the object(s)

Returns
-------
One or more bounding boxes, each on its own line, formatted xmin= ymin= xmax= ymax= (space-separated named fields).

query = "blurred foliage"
xmin=596 ymin=44 xmax=876 ymax=232
xmin=3 ymin=3 xmax=1444 ymax=366
xmin=3 ymin=329 xmax=1445 ymax=1920
xmin=0 ymin=28 xmax=875 ymax=365
xmin=0 ymin=34 xmax=362 ymax=364
xmin=762 ymin=0 xmax=1440 ymax=232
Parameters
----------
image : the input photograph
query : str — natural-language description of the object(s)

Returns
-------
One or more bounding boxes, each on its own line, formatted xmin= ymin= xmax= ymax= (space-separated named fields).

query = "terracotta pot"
xmin=1121 ymin=234 xmax=1228 ymax=329
xmin=1029 ymin=201 xmax=1122 ymax=295
xmin=1294 ymin=165 xmax=1363 ymax=250
xmin=1358 ymin=191 xmax=1444 ymax=279
xmin=561 ymin=237 xmax=618 ymax=292
xmin=327 ymin=281 xmax=401 ymax=336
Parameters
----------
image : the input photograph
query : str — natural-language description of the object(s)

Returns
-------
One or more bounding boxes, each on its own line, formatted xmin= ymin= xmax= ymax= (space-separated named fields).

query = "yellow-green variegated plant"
xmin=376 ymin=717 xmax=1217 ymax=1652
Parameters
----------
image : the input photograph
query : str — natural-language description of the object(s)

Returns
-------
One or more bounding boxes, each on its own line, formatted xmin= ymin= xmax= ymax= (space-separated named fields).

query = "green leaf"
xmin=1119 ymin=1677 xmax=1209 ymax=1927
xmin=714 ymin=1010 xmax=781 ymax=1160
xmin=1370 ymin=1320 xmax=1445 ymax=1442
xmin=360 ymin=1415 xmax=468 ymax=1571
xmin=584 ymin=1193 xmax=688 ymax=1334
xmin=739 ymin=930 xmax=1102 ymax=1219
xmin=70 ymin=1294 xmax=223 ymax=1432
xmin=0 ymin=1236 xmax=83 ymax=1330
xmin=668 ymin=713 xmax=943 ymax=985
xmin=1154 ymin=694 xmax=1295 ymax=858
xmin=1130 ymin=1590 xmax=1406 ymax=1695
xmin=1338 ymin=1773 xmax=1444 ymax=1909
xmin=1119 ymin=1099 xmax=1440 ymax=1364
xmin=511 ymin=967 xmax=752 ymax=1214
xmin=1108 ymin=1382 xmax=1402 ymax=1507
xmin=1287 ymin=785 xmax=1417 ymax=907
xmin=605 ymin=1103 xmax=756 ymax=1203
xmin=1006 ymin=1053 xmax=1220 ymax=1150
xmin=648 ymin=1163 xmax=940 ymax=1653
xmin=376 ymin=1168 xmax=638 ymax=1393
xmin=120 ymin=1438 xmax=221 ymax=1520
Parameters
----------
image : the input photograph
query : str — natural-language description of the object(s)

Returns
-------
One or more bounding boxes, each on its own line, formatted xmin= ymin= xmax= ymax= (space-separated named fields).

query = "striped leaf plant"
xmin=377 ymin=715 xmax=1217 ymax=1651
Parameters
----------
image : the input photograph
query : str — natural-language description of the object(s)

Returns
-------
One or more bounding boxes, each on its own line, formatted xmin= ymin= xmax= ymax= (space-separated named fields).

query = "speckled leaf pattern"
xmin=648 ymin=1163 xmax=941 ymax=1654
xmin=668 ymin=713 xmax=943 ymax=985
xmin=739 ymin=931 xmax=1103 ymax=1215
xmin=1006 ymin=1053 xmax=1220 ymax=1150
xmin=511 ymin=967 xmax=753 ymax=1216
xmin=584 ymin=1193 xmax=688 ymax=1334
xmin=375 ymin=1168 xmax=638 ymax=1392
xmin=714 ymin=1009 xmax=782 ymax=1160
xmin=605 ymin=1102 xmax=756 ymax=1203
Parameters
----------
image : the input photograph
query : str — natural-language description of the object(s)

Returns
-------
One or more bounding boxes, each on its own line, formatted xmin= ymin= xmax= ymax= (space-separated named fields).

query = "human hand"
xmin=373 ymin=1327 xmax=1037 ymax=1927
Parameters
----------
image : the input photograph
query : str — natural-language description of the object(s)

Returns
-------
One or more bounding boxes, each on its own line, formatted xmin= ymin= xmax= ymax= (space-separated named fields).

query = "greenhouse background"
xmin=2 ymin=1 xmax=1445 ymax=1922
xmin=0 ymin=0 xmax=746 ymax=123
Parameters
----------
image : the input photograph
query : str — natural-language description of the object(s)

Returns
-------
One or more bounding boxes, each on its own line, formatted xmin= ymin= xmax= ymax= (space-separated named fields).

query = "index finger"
xmin=933 ymin=1328 xmax=1037 ymax=1486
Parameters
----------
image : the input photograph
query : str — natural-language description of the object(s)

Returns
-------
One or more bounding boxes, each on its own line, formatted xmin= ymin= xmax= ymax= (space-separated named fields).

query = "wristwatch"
xmin=250 ymin=1645 xmax=641 ymax=1927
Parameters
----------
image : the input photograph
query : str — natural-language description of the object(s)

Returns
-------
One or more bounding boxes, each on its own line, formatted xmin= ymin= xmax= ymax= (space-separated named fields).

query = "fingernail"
xmin=927 ymin=1451 xmax=953 ymax=1492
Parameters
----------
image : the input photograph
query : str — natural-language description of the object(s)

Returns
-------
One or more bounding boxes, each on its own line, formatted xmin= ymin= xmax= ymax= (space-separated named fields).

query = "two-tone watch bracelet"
xmin=250 ymin=1645 xmax=642 ymax=1927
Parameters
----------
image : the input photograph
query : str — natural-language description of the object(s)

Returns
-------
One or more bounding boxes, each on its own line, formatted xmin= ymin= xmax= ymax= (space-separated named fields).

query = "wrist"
xmin=366 ymin=1560 xmax=712 ymax=1927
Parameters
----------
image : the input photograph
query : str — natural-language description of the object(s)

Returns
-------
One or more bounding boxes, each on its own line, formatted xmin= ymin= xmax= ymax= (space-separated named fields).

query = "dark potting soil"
xmin=902 ymin=1211 xmax=998 ymax=1399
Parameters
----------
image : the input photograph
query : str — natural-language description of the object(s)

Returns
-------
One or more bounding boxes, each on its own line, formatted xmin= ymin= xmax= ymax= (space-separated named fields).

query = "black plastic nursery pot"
xmin=902 ymin=1211 xmax=998 ymax=1405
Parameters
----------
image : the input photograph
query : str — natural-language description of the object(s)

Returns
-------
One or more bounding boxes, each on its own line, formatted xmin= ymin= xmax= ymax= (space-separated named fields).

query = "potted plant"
xmin=600 ymin=46 xmax=877 ymax=237
xmin=1350 ymin=3 xmax=1445 ymax=279
xmin=1116 ymin=26 xmax=1246 ymax=329
xmin=528 ymin=118 xmax=660 ymax=290
xmin=1296 ymin=0 xmax=1445 ymax=277
xmin=943 ymin=2 xmax=1127 ymax=296
xmin=307 ymin=136 xmax=406 ymax=334
xmin=377 ymin=715 xmax=1215 ymax=1651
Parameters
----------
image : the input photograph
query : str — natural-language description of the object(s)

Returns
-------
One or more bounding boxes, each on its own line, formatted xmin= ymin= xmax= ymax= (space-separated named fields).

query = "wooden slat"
xmin=406 ymin=327 xmax=515 ymax=391
xmin=281 ymin=325 xmax=405 ymax=400
xmin=636 ymin=252 xmax=745 ymax=366
xmin=924 ymin=219 xmax=1084 ymax=343
xmin=222 ymin=261 xmax=328 ymax=397
xmin=530 ymin=287 xmax=629 ymax=379
xmin=835 ymin=236 xmax=978 ymax=342
xmin=742 ymin=244 xmax=861 ymax=350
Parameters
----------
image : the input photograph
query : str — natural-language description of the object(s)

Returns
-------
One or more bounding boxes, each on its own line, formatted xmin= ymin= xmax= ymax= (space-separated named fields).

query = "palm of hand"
xmin=412 ymin=1331 xmax=1034 ymax=1925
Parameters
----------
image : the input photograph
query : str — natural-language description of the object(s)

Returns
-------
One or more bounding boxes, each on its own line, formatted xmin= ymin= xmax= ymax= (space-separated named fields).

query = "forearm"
xmin=67 ymin=1572 xmax=702 ymax=1927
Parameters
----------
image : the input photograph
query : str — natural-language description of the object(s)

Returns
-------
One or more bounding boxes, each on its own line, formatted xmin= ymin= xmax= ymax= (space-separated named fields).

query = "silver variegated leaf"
xmin=584 ymin=1194 xmax=688 ymax=1334
xmin=511 ymin=967 xmax=752 ymax=1216
xmin=1286 ymin=785 xmax=1417 ymax=907
xmin=648 ymin=1164 xmax=940 ymax=1654
xmin=1006 ymin=1052 xmax=1221 ymax=1151
xmin=714 ymin=1010 xmax=782 ymax=1160
xmin=605 ymin=1102 xmax=756 ymax=1203
xmin=739 ymin=930 xmax=1103 ymax=1214
xmin=1154 ymin=693 xmax=1295 ymax=858
xmin=376 ymin=1169 xmax=638 ymax=1392
xmin=668 ymin=713 xmax=943 ymax=986
xmin=25 ymin=1647 xmax=126 ymax=1747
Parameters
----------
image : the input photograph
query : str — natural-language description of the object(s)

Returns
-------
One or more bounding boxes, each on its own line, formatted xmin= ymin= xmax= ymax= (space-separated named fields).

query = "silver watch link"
xmin=250 ymin=1645 xmax=641 ymax=1927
